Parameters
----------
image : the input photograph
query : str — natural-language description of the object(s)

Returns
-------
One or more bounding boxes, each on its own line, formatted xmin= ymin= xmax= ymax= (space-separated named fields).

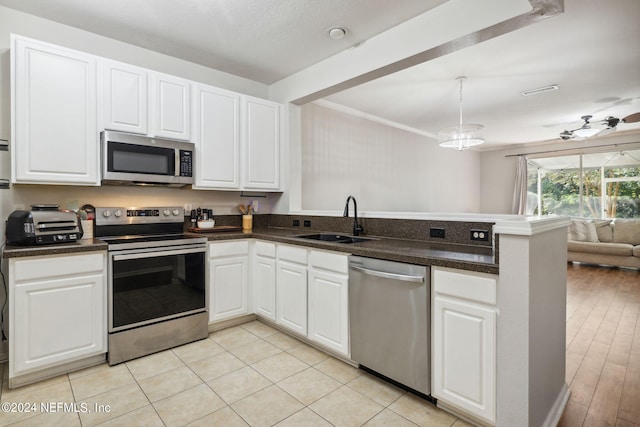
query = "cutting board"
xmin=188 ymin=225 xmax=242 ymax=233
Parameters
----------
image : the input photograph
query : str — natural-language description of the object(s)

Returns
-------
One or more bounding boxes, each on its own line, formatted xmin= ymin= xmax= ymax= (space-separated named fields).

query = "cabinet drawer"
xmin=433 ymin=267 xmax=497 ymax=305
xmin=209 ymin=240 xmax=249 ymax=258
xmin=254 ymin=241 xmax=276 ymax=258
xmin=12 ymin=252 xmax=105 ymax=283
xmin=309 ymin=250 xmax=349 ymax=274
xmin=278 ymin=244 xmax=307 ymax=264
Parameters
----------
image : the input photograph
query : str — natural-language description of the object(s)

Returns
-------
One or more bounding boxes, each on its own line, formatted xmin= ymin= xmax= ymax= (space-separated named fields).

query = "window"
xmin=527 ymin=149 xmax=640 ymax=218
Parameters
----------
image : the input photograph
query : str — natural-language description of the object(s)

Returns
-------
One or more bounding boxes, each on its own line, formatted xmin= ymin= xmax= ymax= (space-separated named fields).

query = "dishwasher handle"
xmin=349 ymin=264 xmax=425 ymax=283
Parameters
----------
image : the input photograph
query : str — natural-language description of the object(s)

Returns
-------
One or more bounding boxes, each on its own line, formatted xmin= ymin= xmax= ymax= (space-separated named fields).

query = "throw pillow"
xmin=569 ymin=219 xmax=600 ymax=243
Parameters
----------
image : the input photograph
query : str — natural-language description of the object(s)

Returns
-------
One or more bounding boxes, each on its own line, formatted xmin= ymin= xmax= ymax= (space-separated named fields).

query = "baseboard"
xmin=542 ymin=383 xmax=570 ymax=427
xmin=208 ymin=314 xmax=257 ymax=332
xmin=9 ymin=353 xmax=106 ymax=389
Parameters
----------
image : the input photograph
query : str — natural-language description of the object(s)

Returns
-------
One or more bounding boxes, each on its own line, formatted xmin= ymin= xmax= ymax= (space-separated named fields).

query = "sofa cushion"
xmin=594 ymin=220 xmax=614 ymax=243
xmin=613 ymin=219 xmax=640 ymax=245
xmin=567 ymin=240 xmax=633 ymax=257
xmin=634 ymin=245 xmax=640 ymax=258
xmin=568 ymin=219 xmax=599 ymax=243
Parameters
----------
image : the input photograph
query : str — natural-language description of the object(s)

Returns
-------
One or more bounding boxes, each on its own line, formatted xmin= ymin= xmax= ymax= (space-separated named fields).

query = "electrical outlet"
xmin=292 ymin=219 xmax=300 ymax=227
xmin=470 ymin=229 xmax=490 ymax=241
xmin=430 ymin=227 xmax=445 ymax=238
xmin=303 ymin=219 xmax=311 ymax=227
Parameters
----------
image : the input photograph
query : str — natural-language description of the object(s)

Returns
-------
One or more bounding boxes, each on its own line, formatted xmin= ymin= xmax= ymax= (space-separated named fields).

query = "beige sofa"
xmin=567 ymin=218 xmax=640 ymax=269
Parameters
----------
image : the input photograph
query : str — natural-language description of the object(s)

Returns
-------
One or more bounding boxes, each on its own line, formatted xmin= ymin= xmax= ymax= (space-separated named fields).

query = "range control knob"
xmin=102 ymin=209 xmax=112 ymax=217
xmin=172 ymin=209 xmax=181 ymax=216
xmin=163 ymin=209 xmax=171 ymax=216
xmin=114 ymin=209 xmax=122 ymax=217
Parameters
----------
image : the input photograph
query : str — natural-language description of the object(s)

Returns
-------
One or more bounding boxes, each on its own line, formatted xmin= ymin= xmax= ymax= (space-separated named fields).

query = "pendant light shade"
xmin=438 ymin=76 xmax=485 ymax=150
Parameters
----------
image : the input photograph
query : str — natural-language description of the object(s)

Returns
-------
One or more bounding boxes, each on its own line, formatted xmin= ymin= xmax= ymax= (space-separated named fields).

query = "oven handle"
xmin=112 ymin=247 xmax=205 ymax=261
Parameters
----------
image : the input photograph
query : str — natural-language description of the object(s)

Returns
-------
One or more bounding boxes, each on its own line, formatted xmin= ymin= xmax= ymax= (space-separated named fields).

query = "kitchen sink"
xmin=295 ymin=233 xmax=371 ymax=244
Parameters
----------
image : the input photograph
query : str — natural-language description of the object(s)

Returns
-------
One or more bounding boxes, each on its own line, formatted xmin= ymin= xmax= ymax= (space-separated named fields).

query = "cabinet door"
xmin=10 ymin=252 xmax=106 ymax=376
xmin=209 ymin=256 xmax=248 ymax=322
xmin=242 ymin=96 xmax=280 ymax=190
xmin=12 ymin=35 xmax=99 ymax=185
xmin=253 ymin=254 xmax=276 ymax=321
xmin=192 ymin=84 xmax=240 ymax=189
xmin=151 ymin=72 xmax=191 ymax=141
xmin=308 ymin=268 xmax=349 ymax=356
xmin=432 ymin=295 xmax=496 ymax=424
xmin=276 ymin=261 xmax=307 ymax=335
xmin=103 ymin=60 xmax=148 ymax=134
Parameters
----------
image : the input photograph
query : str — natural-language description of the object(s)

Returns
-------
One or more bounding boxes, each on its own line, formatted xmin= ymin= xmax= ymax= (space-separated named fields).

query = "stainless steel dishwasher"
xmin=349 ymin=256 xmax=430 ymax=396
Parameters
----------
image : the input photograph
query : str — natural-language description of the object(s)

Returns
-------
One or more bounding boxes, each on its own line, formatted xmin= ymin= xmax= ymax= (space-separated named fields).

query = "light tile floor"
xmin=0 ymin=321 xmax=472 ymax=427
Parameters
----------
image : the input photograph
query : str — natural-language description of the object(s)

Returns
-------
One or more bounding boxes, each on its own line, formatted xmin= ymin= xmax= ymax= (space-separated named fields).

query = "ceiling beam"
xmin=270 ymin=0 xmax=563 ymax=105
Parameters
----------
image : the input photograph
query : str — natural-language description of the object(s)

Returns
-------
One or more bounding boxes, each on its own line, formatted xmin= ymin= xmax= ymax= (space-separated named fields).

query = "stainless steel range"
xmin=95 ymin=207 xmax=208 ymax=365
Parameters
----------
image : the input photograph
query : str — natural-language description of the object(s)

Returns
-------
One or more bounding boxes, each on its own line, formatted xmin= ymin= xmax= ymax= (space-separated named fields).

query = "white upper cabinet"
xmin=151 ymin=72 xmax=191 ymax=141
xmin=242 ymin=96 xmax=280 ymax=190
xmin=11 ymin=35 xmax=99 ymax=185
xmin=192 ymin=84 xmax=241 ymax=189
xmin=102 ymin=60 xmax=148 ymax=134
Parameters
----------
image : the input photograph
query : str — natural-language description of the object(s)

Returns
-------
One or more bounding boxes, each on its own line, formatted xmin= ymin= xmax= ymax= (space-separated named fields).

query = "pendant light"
xmin=438 ymin=76 xmax=485 ymax=150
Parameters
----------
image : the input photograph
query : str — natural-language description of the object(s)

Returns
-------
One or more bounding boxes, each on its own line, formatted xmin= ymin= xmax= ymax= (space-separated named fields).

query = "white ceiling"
xmin=1 ymin=0 xmax=639 ymax=148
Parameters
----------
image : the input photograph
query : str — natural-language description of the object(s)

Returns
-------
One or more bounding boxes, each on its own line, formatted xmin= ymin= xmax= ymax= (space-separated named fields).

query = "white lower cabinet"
xmin=252 ymin=241 xmax=276 ymax=321
xmin=251 ymin=244 xmax=350 ymax=356
xmin=9 ymin=252 xmax=107 ymax=380
xmin=308 ymin=250 xmax=349 ymax=356
xmin=208 ymin=240 xmax=249 ymax=322
xmin=432 ymin=267 xmax=497 ymax=425
xmin=276 ymin=244 xmax=308 ymax=335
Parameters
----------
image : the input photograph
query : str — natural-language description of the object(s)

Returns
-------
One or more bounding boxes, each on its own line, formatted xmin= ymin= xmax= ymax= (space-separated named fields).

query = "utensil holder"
xmin=242 ymin=214 xmax=253 ymax=231
xmin=81 ymin=219 xmax=93 ymax=240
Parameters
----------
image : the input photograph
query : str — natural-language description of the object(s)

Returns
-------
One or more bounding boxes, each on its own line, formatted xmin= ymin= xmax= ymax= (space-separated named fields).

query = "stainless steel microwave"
xmin=101 ymin=131 xmax=194 ymax=187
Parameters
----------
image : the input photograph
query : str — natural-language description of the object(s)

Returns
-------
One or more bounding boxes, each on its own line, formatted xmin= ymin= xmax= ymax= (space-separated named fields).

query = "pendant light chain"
xmin=458 ymin=77 xmax=464 ymax=127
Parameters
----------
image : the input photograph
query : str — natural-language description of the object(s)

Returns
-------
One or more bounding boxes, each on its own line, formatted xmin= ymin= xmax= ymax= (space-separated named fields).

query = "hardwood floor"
xmin=559 ymin=263 xmax=640 ymax=427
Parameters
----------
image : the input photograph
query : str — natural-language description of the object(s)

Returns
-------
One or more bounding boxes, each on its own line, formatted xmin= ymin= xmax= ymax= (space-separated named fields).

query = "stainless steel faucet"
xmin=343 ymin=195 xmax=364 ymax=236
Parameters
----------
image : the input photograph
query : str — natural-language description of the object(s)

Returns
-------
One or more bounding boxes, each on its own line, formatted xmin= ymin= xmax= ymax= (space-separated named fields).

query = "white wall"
xmin=300 ymin=103 xmax=481 ymax=213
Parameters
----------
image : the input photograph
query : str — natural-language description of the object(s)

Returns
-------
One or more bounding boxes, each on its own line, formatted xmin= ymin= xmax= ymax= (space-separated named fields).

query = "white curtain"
xmin=511 ymin=155 xmax=528 ymax=215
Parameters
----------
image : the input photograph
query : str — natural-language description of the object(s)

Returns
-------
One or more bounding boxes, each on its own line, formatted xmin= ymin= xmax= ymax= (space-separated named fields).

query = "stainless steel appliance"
xmin=95 ymin=206 xmax=208 ymax=365
xmin=6 ymin=204 xmax=82 ymax=245
xmin=349 ymin=256 xmax=430 ymax=396
xmin=101 ymin=131 xmax=194 ymax=187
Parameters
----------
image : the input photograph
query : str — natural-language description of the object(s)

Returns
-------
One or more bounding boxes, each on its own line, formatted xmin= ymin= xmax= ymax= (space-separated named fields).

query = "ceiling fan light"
xmin=438 ymin=124 xmax=485 ymax=150
xmin=572 ymin=127 xmax=601 ymax=138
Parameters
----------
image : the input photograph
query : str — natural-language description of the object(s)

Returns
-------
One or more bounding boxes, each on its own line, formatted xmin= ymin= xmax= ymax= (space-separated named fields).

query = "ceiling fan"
xmin=560 ymin=112 xmax=640 ymax=140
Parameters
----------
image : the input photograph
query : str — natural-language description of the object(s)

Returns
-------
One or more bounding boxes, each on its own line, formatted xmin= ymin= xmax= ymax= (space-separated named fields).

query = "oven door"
xmin=108 ymin=245 xmax=206 ymax=332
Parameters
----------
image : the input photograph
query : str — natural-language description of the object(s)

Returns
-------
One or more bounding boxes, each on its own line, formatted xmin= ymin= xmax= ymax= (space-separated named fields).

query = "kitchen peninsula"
xmin=4 ymin=213 xmax=570 ymax=427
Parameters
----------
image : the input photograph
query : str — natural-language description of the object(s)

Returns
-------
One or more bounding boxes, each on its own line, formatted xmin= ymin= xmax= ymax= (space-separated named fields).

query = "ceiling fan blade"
xmin=622 ymin=112 xmax=640 ymax=123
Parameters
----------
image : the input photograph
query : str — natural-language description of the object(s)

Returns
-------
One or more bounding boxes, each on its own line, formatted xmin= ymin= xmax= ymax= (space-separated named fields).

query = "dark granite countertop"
xmin=3 ymin=238 xmax=108 ymax=258
xmin=192 ymin=227 xmax=498 ymax=274
xmin=3 ymin=228 xmax=497 ymax=274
